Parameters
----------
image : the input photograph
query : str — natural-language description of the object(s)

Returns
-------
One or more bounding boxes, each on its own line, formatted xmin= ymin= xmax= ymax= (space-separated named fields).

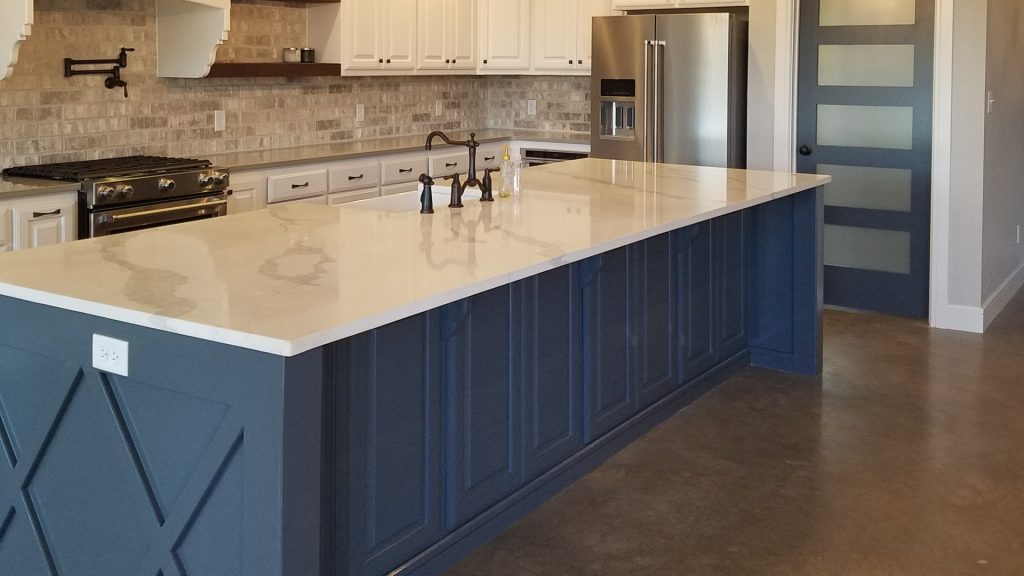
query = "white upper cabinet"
xmin=0 ymin=0 xmax=33 ymax=80
xmin=479 ymin=0 xmax=531 ymax=72
xmin=532 ymin=0 xmax=612 ymax=73
xmin=417 ymin=0 xmax=476 ymax=72
xmin=342 ymin=0 xmax=418 ymax=73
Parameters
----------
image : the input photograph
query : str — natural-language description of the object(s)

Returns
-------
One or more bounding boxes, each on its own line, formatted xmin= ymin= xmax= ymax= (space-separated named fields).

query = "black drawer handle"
xmin=291 ymin=182 xmax=310 ymax=189
xmin=399 ymin=168 xmax=413 ymax=173
xmin=483 ymin=59 xmax=488 ymax=64
xmin=445 ymin=162 xmax=458 ymax=167
xmin=32 ymin=209 xmax=62 ymax=218
xmin=484 ymin=156 xmax=495 ymax=161
xmin=348 ymin=174 xmax=364 ymax=180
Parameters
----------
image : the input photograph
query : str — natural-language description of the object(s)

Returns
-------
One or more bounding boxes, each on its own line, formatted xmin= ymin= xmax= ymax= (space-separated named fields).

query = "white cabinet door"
xmin=0 ymin=205 xmax=11 ymax=253
xmin=12 ymin=194 xmax=77 ymax=250
xmin=448 ymin=0 xmax=477 ymax=70
xmin=611 ymin=0 xmax=672 ymax=8
xmin=382 ymin=0 xmax=417 ymax=70
xmin=577 ymin=0 xmax=612 ymax=71
xmin=417 ymin=0 xmax=448 ymax=70
xmin=227 ymin=185 xmax=256 ymax=214
xmin=479 ymin=0 xmax=531 ymax=71
xmin=533 ymin=0 xmax=578 ymax=71
xmin=342 ymin=0 xmax=382 ymax=71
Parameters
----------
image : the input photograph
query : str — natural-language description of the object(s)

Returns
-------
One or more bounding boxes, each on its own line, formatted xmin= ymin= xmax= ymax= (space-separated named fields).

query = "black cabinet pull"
xmin=445 ymin=162 xmax=458 ymax=168
xmin=386 ymin=58 xmax=391 ymax=64
xmin=378 ymin=58 xmax=384 ymax=64
xmin=399 ymin=168 xmax=413 ymax=173
xmin=32 ymin=208 xmax=62 ymax=218
xmin=446 ymin=59 xmax=451 ymax=64
xmin=569 ymin=59 xmax=573 ymax=64
xmin=483 ymin=59 xmax=488 ymax=64
xmin=484 ymin=156 xmax=495 ymax=161
xmin=578 ymin=59 xmax=583 ymax=65
xmin=348 ymin=174 xmax=364 ymax=180
xmin=291 ymin=182 xmax=310 ymax=189
xmin=452 ymin=59 xmax=457 ymax=64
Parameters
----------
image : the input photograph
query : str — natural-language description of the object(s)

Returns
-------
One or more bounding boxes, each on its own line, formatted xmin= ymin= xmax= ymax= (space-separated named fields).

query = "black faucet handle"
xmin=448 ymin=173 xmax=463 ymax=208
xmin=419 ymin=173 xmax=434 ymax=186
xmin=480 ymin=169 xmax=496 ymax=202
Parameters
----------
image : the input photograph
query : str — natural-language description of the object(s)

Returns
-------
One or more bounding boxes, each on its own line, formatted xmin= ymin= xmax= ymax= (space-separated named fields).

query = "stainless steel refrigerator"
xmin=590 ymin=13 xmax=748 ymax=168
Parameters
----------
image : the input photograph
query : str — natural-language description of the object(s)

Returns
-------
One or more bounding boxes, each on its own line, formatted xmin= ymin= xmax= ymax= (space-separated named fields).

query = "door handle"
xmin=399 ymin=168 xmax=413 ymax=173
xmin=654 ymin=41 xmax=666 ymax=163
xmin=445 ymin=162 xmax=458 ymax=168
xmin=799 ymin=145 xmax=813 ymax=156
xmin=348 ymin=174 xmax=364 ymax=180
xmin=32 ymin=209 xmax=62 ymax=218
xmin=291 ymin=182 xmax=310 ymax=189
xmin=643 ymin=40 xmax=651 ymax=162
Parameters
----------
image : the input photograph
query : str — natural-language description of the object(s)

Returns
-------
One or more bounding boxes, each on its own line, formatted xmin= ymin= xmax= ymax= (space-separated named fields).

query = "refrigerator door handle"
xmin=654 ymin=40 xmax=666 ymax=163
xmin=643 ymin=40 xmax=651 ymax=162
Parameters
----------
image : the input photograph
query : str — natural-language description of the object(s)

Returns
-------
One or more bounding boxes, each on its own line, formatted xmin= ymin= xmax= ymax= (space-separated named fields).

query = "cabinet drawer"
xmin=273 ymin=195 xmax=327 ymax=207
xmin=382 ymin=155 xmax=428 ymax=185
xmin=330 ymin=162 xmax=381 ymax=193
xmin=267 ymin=170 xmax=328 ymax=204
xmin=479 ymin=145 xmax=503 ymax=171
xmin=429 ymin=152 xmax=468 ymax=177
xmin=328 ymin=187 xmax=381 ymax=205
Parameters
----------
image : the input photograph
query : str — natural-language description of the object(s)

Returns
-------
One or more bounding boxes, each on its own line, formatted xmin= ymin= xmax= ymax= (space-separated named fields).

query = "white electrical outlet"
xmin=435 ymin=100 xmax=443 ymax=117
xmin=214 ymin=109 xmax=226 ymax=132
xmin=93 ymin=334 xmax=130 ymax=377
xmin=527 ymin=99 xmax=537 ymax=116
xmin=356 ymin=103 xmax=365 ymax=122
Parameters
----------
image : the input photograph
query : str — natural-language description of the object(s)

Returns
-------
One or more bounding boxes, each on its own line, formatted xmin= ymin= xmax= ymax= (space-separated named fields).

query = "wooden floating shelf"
xmin=206 ymin=62 xmax=341 ymax=78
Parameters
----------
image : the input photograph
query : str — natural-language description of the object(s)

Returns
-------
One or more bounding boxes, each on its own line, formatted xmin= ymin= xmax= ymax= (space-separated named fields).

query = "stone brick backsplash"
xmin=0 ymin=0 xmax=590 ymax=169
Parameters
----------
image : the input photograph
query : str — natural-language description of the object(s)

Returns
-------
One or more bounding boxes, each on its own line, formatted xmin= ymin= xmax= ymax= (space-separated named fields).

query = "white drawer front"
xmin=479 ymin=146 xmax=503 ymax=171
xmin=429 ymin=151 xmax=467 ymax=177
xmin=267 ymin=170 xmax=328 ymax=204
xmin=328 ymin=187 xmax=381 ymax=205
xmin=329 ymin=162 xmax=381 ymax=193
xmin=382 ymin=155 xmax=428 ymax=185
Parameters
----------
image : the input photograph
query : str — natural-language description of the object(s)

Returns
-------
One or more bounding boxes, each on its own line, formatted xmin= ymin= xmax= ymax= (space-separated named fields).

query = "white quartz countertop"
xmin=0 ymin=159 xmax=829 ymax=356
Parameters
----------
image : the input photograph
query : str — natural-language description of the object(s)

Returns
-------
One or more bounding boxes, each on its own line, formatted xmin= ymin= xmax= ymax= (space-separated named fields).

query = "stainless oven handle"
xmin=107 ymin=199 xmax=228 ymax=222
xmin=643 ymin=40 xmax=651 ymax=163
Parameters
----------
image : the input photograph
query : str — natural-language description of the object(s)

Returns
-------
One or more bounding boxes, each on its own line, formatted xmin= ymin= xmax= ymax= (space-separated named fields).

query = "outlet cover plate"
xmin=93 ymin=334 xmax=129 ymax=377
xmin=356 ymin=103 xmax=365 ymax=122
xmin=527 ymin=99 xmax=537 ymax=116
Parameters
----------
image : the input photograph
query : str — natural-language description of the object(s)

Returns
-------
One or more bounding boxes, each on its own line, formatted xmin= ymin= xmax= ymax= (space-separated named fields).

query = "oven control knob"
xmin=116 ymin=184 xmax=135 ymax=199
xmin=213 ymin=173 xmax=229 ymax=186
xmin=158 ymin=178 xmax=177 ymax=193
xmin=199 ymin=175 xmax=215 ymax=187
xmin=97 ymin=185 xmax=116 ymax=201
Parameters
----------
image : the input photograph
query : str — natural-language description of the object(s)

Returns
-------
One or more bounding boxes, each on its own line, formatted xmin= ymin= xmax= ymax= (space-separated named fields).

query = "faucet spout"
xmin=425 ymin=130 xmax=458 ymax=150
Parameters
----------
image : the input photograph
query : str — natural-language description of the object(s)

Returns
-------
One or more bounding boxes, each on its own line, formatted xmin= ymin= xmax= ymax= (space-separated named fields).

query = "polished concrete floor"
xmin=447 ymin=292 xmax=1024 ymax=576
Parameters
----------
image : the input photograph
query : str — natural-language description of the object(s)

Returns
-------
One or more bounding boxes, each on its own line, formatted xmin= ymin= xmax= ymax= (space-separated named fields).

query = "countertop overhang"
xmin=0 ymin=159 xmax=829 ymax=356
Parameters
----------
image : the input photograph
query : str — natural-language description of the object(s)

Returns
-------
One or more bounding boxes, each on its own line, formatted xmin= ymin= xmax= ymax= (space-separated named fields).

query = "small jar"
xmin=300 ymin=48 xmax=316 ymax=64
xmin=282 ymin=48 xmax=301 ymax=63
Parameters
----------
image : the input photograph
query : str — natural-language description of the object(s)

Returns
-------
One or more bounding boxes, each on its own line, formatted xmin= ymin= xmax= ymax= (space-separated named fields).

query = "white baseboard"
xmin=932 ymin=303 xmax=985 ymax=333
xmin=983 ymin=261 xmax=1024 ymax=330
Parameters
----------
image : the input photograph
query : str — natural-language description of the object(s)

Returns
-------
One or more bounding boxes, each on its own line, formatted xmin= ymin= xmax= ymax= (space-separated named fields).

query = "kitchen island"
xmin=0 ymin=159 xmax=828 ymax=576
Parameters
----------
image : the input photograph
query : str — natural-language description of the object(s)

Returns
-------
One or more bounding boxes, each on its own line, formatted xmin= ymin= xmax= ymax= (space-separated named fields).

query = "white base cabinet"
xmin=3 ymin=192 xmax=78 ymax=251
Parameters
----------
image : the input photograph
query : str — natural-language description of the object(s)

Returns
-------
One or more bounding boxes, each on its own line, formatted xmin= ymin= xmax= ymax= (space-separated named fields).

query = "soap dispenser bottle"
xmin=499 ymin=145 xmax=514 ymax=198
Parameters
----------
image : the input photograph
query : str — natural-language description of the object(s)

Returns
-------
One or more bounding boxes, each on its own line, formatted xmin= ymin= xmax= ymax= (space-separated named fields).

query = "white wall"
xmin=747 ymin=0 xmax=796 ymax=172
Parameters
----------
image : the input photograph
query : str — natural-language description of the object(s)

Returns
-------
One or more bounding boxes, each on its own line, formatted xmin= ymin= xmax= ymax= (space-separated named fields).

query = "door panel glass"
xmin=817 ymin=105 xmax=914 ymax=150
xmin=820 ymin=0 xmax=916 ymax=27
xmin=820 ymin=164 xmax=913 ymax=212
xmin=825 ymin=225 xmax=911 ymax=274
xmin=818 ymin=45 xmax=915 ymax=87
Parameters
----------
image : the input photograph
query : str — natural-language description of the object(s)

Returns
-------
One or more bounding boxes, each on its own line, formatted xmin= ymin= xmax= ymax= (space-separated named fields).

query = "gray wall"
xmin=982 ymin=0 xmax=1024 ymax=301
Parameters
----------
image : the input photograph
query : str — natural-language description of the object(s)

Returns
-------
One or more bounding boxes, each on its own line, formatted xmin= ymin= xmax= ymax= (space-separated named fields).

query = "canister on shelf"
xmin=300 ymin=48 xmax=316 ymax=63
xmin=282 ymin=48 xmax=301 ymax=63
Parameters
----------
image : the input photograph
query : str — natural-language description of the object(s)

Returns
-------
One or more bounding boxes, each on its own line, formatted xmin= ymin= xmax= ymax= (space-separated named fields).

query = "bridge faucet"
xmin=424 ymin=131 xmax=495 ymax=204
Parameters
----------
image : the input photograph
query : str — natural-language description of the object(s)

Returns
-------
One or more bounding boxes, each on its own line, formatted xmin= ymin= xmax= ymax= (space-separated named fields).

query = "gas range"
xmin=3 ymin=156 xmax=231 ymax=238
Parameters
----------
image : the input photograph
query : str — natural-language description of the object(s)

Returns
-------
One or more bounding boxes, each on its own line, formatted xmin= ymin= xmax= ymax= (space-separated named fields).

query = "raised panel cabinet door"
xmin=519 ymin=266 xmax=584 ymax=481
xmin=383 ymin=0 xmax=418 ymax=70
xmin=226 ymin=185 xmax=256 ymax=214
xmin=443 ymin=286 xmax=522 ymax=530
xmin=716 ymin=211 xmax=749 ymax=361
xmin=579 ymin=248 xmax=638 ymax=443
xmin=12 ymin=195 xmax=76 ymax=250
xmin=636 ymin=233 xmax=679 ymax=408
xmin=340 ymin=312 xmax=444 ymax=576
xmin=678 ymin=222 xmax=717 ymax=384
xmin=576 ymin=0 xmax=612 ymax=71
xmin=532 ymin=0 xmax=578 ymax=71
xmin=479 ymin=0 xmax=531 ymax=71
xmin=417 ymin=0 xmax=449 ymax=70
xmin=611 ymin=0 xmax=673 ymax=8
xmin=0 ymin=205 xmax=11 ymax=252
xmin=448 ymin=0 xmax=477 ymax=70
xmin=342 ymin=0 xmax=382 ymax=70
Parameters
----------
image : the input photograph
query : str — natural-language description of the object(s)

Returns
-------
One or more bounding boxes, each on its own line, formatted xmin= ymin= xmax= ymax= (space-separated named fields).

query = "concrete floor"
xmin=447 ymin=292 xmax=1024 ymax=576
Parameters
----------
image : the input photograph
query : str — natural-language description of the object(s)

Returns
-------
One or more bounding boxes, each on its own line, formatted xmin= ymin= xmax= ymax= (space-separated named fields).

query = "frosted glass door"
xmin=797 ymin=0 xmax=934 ymax=318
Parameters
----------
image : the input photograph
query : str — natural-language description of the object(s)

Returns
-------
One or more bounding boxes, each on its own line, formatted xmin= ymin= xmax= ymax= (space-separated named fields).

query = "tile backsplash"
xmin=0 ymin=0 xmax=591 ymax=169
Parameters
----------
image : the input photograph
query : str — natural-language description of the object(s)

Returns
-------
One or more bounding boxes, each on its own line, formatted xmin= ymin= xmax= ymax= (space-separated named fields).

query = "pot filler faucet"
xmin=420 ymin=131 xmax=497 ymax=213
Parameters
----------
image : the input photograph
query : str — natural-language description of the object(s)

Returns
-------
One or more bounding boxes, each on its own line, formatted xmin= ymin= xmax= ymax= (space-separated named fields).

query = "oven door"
xmin=89 ymin=193 xmax=229 ymax=238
